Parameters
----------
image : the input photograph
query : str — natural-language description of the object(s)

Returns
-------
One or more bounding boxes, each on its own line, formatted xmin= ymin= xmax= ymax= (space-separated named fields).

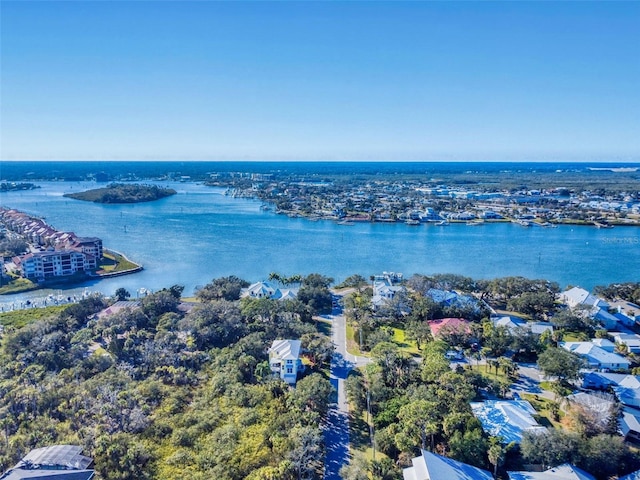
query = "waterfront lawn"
xmin=99 ymin=251 xmax=139 ymax=273
xmin=0 ymin=277 xmax=38 ymax=295
xmin=0 ymin=305 xmax=67 ymax=328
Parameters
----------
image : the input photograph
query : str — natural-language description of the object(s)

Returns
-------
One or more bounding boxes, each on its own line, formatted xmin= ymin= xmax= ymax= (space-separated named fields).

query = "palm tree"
xmin=488 ymin=439 xmax=506 ymax=477
xmin=498 ymin=356 xmax=518 ymax=379
xmin=268 ymin=272 xmax=281 ymax=285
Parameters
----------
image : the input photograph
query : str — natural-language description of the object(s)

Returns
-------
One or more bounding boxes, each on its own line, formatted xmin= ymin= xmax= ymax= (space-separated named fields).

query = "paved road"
xmin=510 ymin=364 xmax=557 ymax=401
xmin=323 ymin=310 xmax=370 ymax=480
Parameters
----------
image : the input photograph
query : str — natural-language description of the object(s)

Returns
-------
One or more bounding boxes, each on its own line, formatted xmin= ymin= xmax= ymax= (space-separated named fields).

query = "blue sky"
xmin=1 ymin=1 xmax=639 ymax=162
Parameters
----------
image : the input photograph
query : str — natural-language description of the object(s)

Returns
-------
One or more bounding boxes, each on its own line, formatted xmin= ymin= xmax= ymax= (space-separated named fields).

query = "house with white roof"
xmin=0 ymin=445 xmax=95 ymax=480
xmin=566 ymin=392 xmax=617 ymax=428
xmin=470 ymin=400 xmax=547 ymax=444
xmin=560 ymin=287 xmax=605 ymax=310
xmin=508 ymin=464 xmax=595 ymax=480
xmin=268 ymin=339 xmax=303 ymax=385
xmin=427 ymin=288 xmax=482 ymax=313
xmin=529 ymin=322 xmax=555 ymax=335
xmin=583 ymin=371 xmax=632 ymax=389
xmin=559 ymin=286 xmax=619 ymax=329
xmin=610 ymin=299 xmax=640 ymax=326
xmin=589 ymin=338 xmax=616 ymax=352
xmin=372 ymin=272 xmax=406 ymax=310
xmin=611 ymin=333 xmax=640 ymax=354
xmin=620 ymin=408 xmax=640 ymax=443
xmin=614 ymin=377 xmax=640 ymax=409
xmin=242 ymin=281 xmax=298 ymax=301
xmin=560 ymin=341 xmax=630 ymax=371
xmin=492 ymin=315 xmax=554 ymax=336
xmin=402 ymin=450 xmax=493 ymax=480
xmin=582 ymin=372 xmax=640 ymax=408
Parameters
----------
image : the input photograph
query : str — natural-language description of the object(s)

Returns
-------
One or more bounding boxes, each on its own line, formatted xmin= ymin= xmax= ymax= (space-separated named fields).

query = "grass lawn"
xmin=0 ymin=277 xmax=38 ymax=295
xmin=561 ymin=331 xmax=590 ymax=342
xmin=0 ymin=305 xmax=68 ymax=328
xmin=345 ymin=323 xmax=420 ymax=357
xmin=348 ymin=403 xmax=391 ymax=463
xmin=469 ymin=364 xmax=512 ymax=383
xmin=346 ymin=323 xmax=371 ymax=357
xmin=180 ymin=296 xmax=200 ymax=303
xmin=99 ymin=251 xmax=139 ymax=273
xmin=390 ymin=327 xmax=421 ymax=356
xmin=520 ymin=392 xmax=564 ymax=427
xmin=539 ymin=380 xmax=554 ymax=391
xmin=492 ymin=309 xmax=532 ymax=320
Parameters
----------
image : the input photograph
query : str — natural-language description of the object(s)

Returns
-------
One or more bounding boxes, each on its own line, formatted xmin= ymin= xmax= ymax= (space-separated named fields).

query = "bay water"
xmin=1 ymin=181 xmax=638 ymax=306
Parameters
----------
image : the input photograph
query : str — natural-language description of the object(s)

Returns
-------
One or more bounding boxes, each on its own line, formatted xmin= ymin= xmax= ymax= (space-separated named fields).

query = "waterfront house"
xmin=371 ymin=272 xmax=406 ymax=310
xmin=96 ymin=301 xmax=141 ymax=320
xmin=559 ymin=287 xmax=618 ymax=329
xmin=481 ymin=210 xmax=503 ymax=219
xmin=242 ymin=281 xmax=298 ymax=301
xmin=402 ymin=450 xmax=493 ymax=480
xmin=610 ymin=300 xmax=640 ymax=326
xmin=508 ymin=464 xmax=595 ymax=480
xmin=470 ymin=400 xmax=546 ymax=444
xmin=426 ymin=288 xmax=481 ymax=313
xmin=14 ymin=250 xmax=95 ymax=282
xmin=0 ymin=444 xmax=94 ymax=480
xmin=69 ymin=237 xmax=103 ymax=262
xmin=268 ymin=339 xmax=303 ymax=385
xmin=560 ymin=286 xmax=611 ymax=311
xmin=419 ymin=207 xmax=443 ymax=222
xmin=560 ymin=341 xmax=630 ymax=371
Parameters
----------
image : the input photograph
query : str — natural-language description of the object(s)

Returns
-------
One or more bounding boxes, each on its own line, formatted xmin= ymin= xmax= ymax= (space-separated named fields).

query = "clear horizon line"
xmin=2 ymin=158 xmax=640 ymax=164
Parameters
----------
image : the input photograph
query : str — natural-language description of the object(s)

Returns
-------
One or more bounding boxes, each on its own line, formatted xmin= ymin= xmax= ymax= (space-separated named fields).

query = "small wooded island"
xmin=63 ymin=183 xmax=177 ymax=203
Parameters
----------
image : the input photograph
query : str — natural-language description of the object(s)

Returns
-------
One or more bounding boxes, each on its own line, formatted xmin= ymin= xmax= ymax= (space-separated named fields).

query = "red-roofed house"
xmin=428 ymin=317 xmax=472 ymax=338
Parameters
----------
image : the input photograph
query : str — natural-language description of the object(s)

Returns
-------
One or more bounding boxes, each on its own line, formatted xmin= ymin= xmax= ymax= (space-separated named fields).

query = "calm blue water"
xmin=2 ymin=160 xmax=639 ymax=181
xmin=1 ymin=181 xmax=639 ymax=305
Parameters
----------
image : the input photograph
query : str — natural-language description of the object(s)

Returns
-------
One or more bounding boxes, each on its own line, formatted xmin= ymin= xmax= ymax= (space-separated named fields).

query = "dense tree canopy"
xmin=0 ymin=276 xmax=333 ymax=480
xmin=537 ymin=347 xmax=584 ymax=385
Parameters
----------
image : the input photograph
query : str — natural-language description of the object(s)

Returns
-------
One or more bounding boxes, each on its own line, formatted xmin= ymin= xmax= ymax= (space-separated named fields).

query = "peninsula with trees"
xmin=63 ymin=183 xmax=176 ymax=204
